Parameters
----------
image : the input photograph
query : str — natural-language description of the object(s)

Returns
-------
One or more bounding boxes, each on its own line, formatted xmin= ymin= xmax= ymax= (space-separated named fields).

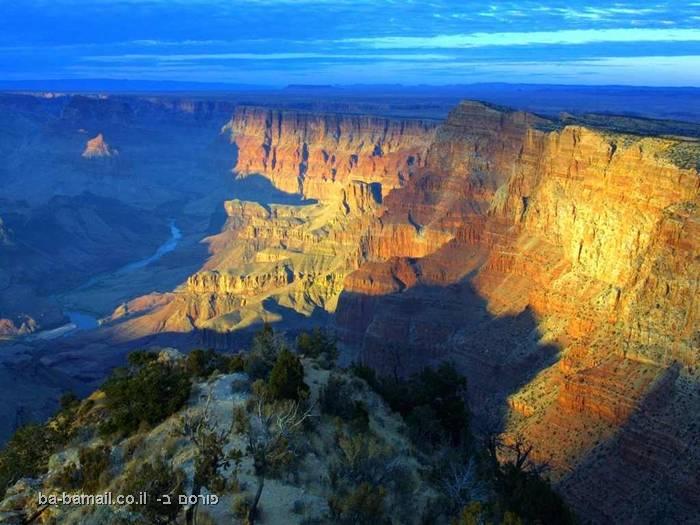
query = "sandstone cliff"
xmin=334 ymin=101 xmax=700 ymax=523
xmin=108 ymin=101 xmax=699 ymax=523
xmin=223 ymin=106 xmax=436 ymax=199
xmin=110 ymin=108 xmax=436 ymax=339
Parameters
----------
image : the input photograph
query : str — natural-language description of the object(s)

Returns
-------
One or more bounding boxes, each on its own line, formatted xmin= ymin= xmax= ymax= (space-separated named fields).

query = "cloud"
xmin=63 ymin=55 xmax=700 ymax=87
xmin=81 ymin=52 xmax=454 ymax=62
xmin=339 ymin=28 xmax=700 ymax=49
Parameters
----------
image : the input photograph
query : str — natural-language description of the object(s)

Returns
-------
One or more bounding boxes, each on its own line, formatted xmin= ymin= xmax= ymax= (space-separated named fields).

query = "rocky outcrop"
xmin=81 ymin=133 xmax=116 ymax=158
xmin=112 ymin=179 xmax=384 ymax=338
xmin=223 ymin=106 xmax=436 ymax=199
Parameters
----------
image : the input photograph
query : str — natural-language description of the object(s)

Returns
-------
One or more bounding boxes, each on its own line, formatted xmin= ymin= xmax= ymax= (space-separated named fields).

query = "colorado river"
xmin=117 ymin=220 xmax=182 ymax=273
xmin=33 ymin=220 xmax=182 ymax=339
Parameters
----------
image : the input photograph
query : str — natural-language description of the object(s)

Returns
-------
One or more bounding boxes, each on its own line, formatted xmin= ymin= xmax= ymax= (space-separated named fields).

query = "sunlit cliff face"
xmin=95 ymin=100 xmax=700 ymax=523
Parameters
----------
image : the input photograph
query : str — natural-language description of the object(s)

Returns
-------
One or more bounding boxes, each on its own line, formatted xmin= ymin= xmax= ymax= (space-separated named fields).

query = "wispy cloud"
xmin=81 ymin=52 xmax=454 ymax=62
xmin=340 ymin=28 xmax=700 ymax=49
xmin=2 ymin=1 xmax=700 ymax=85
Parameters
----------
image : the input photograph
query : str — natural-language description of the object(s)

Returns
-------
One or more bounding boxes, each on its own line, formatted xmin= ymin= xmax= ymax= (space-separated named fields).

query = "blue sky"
xmin=1 ymin=1 xmax=700 ymax=86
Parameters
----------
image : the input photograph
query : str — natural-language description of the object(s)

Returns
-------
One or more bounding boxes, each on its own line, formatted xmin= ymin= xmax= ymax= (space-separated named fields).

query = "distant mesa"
xmin=82 ymin=133 xmax=117 ymax=158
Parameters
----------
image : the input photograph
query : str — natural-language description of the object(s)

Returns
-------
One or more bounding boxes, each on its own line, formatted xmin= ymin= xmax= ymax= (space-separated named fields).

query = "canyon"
xmin=118 ymin=101 xmax=698 ymax=522
xmin=0 ymin=93 xmax=698 ymax=523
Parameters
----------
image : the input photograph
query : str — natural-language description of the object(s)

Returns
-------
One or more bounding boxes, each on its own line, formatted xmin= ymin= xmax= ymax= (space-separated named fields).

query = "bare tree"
xmin=441 ymin=457 xmax=488 ymax=510
xmin=243 ymin=398 xmax=313 ymax=525
xmin=486 ymin=432 xmax=548 ymax=476
xmin=176 ymin=392 xmax=239 ymax=525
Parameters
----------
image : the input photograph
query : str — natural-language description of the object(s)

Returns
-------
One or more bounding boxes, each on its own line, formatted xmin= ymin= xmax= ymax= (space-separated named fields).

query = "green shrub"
xmin=266 ymin=349 xmax=309 ymax=402
xmin=244 ymin=324 xmax=286 ymax=380
xmin=297 ymin=328 xmax=338 ymax=362
xmin=251 ymin=323 xmax=282 ymax=363
xmin=185 ymin=348 xmax=247 ymax=377
xmin=53 ymin=462 xmax=81 ymax=490
xmin=227 ymin=353 xmax=246 ymax=373
xmin=59 ymin=391 xmax=79 ymax=411
xmin=244 ymin=352 xmax=273 ymax=381
xmin=78 ymin=445 xmax=111 ymax=493
xmin=127 ymin=350 xmax=159 ymax=368
xmin=0 ymin=423 xmax=62 ymax=498
xmin=186 ymin=349 xmax=216 ymax=377
xmin=350 ymin=363 xmax=377 ymax=388
xmin=496 ymin=463 xmax=574 ymax=525
xmin=320 ymin=374 xmax=369 ymax=432
xmin=232 ymin=493 xmax=253 ymax=519
xmin=99 ymin=353 xmax=191 ymax=437
xmin=361 ymin=362 xmax=469 ymax=448
xmin=320 ymin=374 xmax=351 ymax=417
xmin=328 ymin=482 xmax=388 ymax=525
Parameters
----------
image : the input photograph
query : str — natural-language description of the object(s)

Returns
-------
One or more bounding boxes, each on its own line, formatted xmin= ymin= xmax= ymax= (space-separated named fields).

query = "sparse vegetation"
xmin=237 ymin=397 xmax=313 ymax=524
xmin=296 ymin=328 xmax=339 ymax=365
xmin=0 ymin=423 xmax=63 ymax=498
xmin=486 ymin=434 xmax=575 ymax=525
xmin=0 ymin=325 xmax=576 ymax=525
xmin=122 ymin=455 xmax=185 ymax=525
xmin=176 ymin=392 xmax=242 ymax=525
xmin=77 ymin=445 xmax=111 ymax=493
xmin=353 ymin=361 xmax=470 ymax=448
xmin=320 ymin=373 xmax=369 ymax=432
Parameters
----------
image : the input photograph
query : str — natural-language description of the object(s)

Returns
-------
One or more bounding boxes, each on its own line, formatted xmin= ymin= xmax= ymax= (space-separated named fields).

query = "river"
xmin=31 ymin=221 xmax=182 ymax=340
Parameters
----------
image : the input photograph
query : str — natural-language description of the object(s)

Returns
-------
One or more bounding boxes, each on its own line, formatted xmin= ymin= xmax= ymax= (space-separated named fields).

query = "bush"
xmin=496 ymin=464 xmax=574 ymax=525
xmin=266 ymin=349 xmax=309 ymax=402
xmin=320 ymin=374 xmax=369 ymax=432
xmin=186 ymin=349 xmax=220 ymax=378
xmin=297 ymin=328 xmax=338 ymax=362
xmin=0 ymin=423 xmax=62 ymax=498
xmin=59 ymin=391 xmax=79 ymax=411
xmin=232 ymin=493 xmax=253 ymax=519
xmin=361 ymin=362 xmax=469 ymax=448
xmin=122 ymin=456 xmax=185 ymax=525
xmin=99 ymin=352 xmax=191 ymax=437
xmin=52 ymin=462 xmax=81 ymax=490
xmin=328 ymin=482 xmax=388 ymax=525
xmin=227 ymin=353 xmax=246 ymax=373
xmin=244 ymin=324 xmax=285 ymax=380
xmin=78 ymin=445 xmax=111 ymax=493
xmin=350 ymin=363 xmax=377 ymax=388
xmin=251 ymin=323 xmax=282 ymax=363
xmin=244 ymin=352 xmax=273 ymax=381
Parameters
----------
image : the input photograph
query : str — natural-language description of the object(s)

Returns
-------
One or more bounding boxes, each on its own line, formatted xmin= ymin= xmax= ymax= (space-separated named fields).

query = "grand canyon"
xmin=0 ymin=87 xmax=698 ymax=524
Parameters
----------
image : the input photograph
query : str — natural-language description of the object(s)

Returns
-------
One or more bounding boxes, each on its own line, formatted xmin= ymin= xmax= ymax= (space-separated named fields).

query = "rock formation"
xmin=109 ymin=109 xmax=437 ymax=339
xmin=81 ymin=133 xmax=116 ymax=158
xmin=334 ymin=102 xmax=700 ymax=522
xmin=224 ymin=106 xmax=436 ymax=199
xmin=106 ymin=101 xmax=699 ymax=523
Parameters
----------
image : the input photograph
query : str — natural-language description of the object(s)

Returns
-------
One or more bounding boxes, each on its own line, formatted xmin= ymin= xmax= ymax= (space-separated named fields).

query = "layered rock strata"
xmin=111 ymin=109 xmax=437 ymax=339
xmin=334 ymin=102 xmax=700 ymax=523
xmin=224 ymin=106 xmax=437 ymax=199
xmin=112 ymin=102 xmax=699 ymax=523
